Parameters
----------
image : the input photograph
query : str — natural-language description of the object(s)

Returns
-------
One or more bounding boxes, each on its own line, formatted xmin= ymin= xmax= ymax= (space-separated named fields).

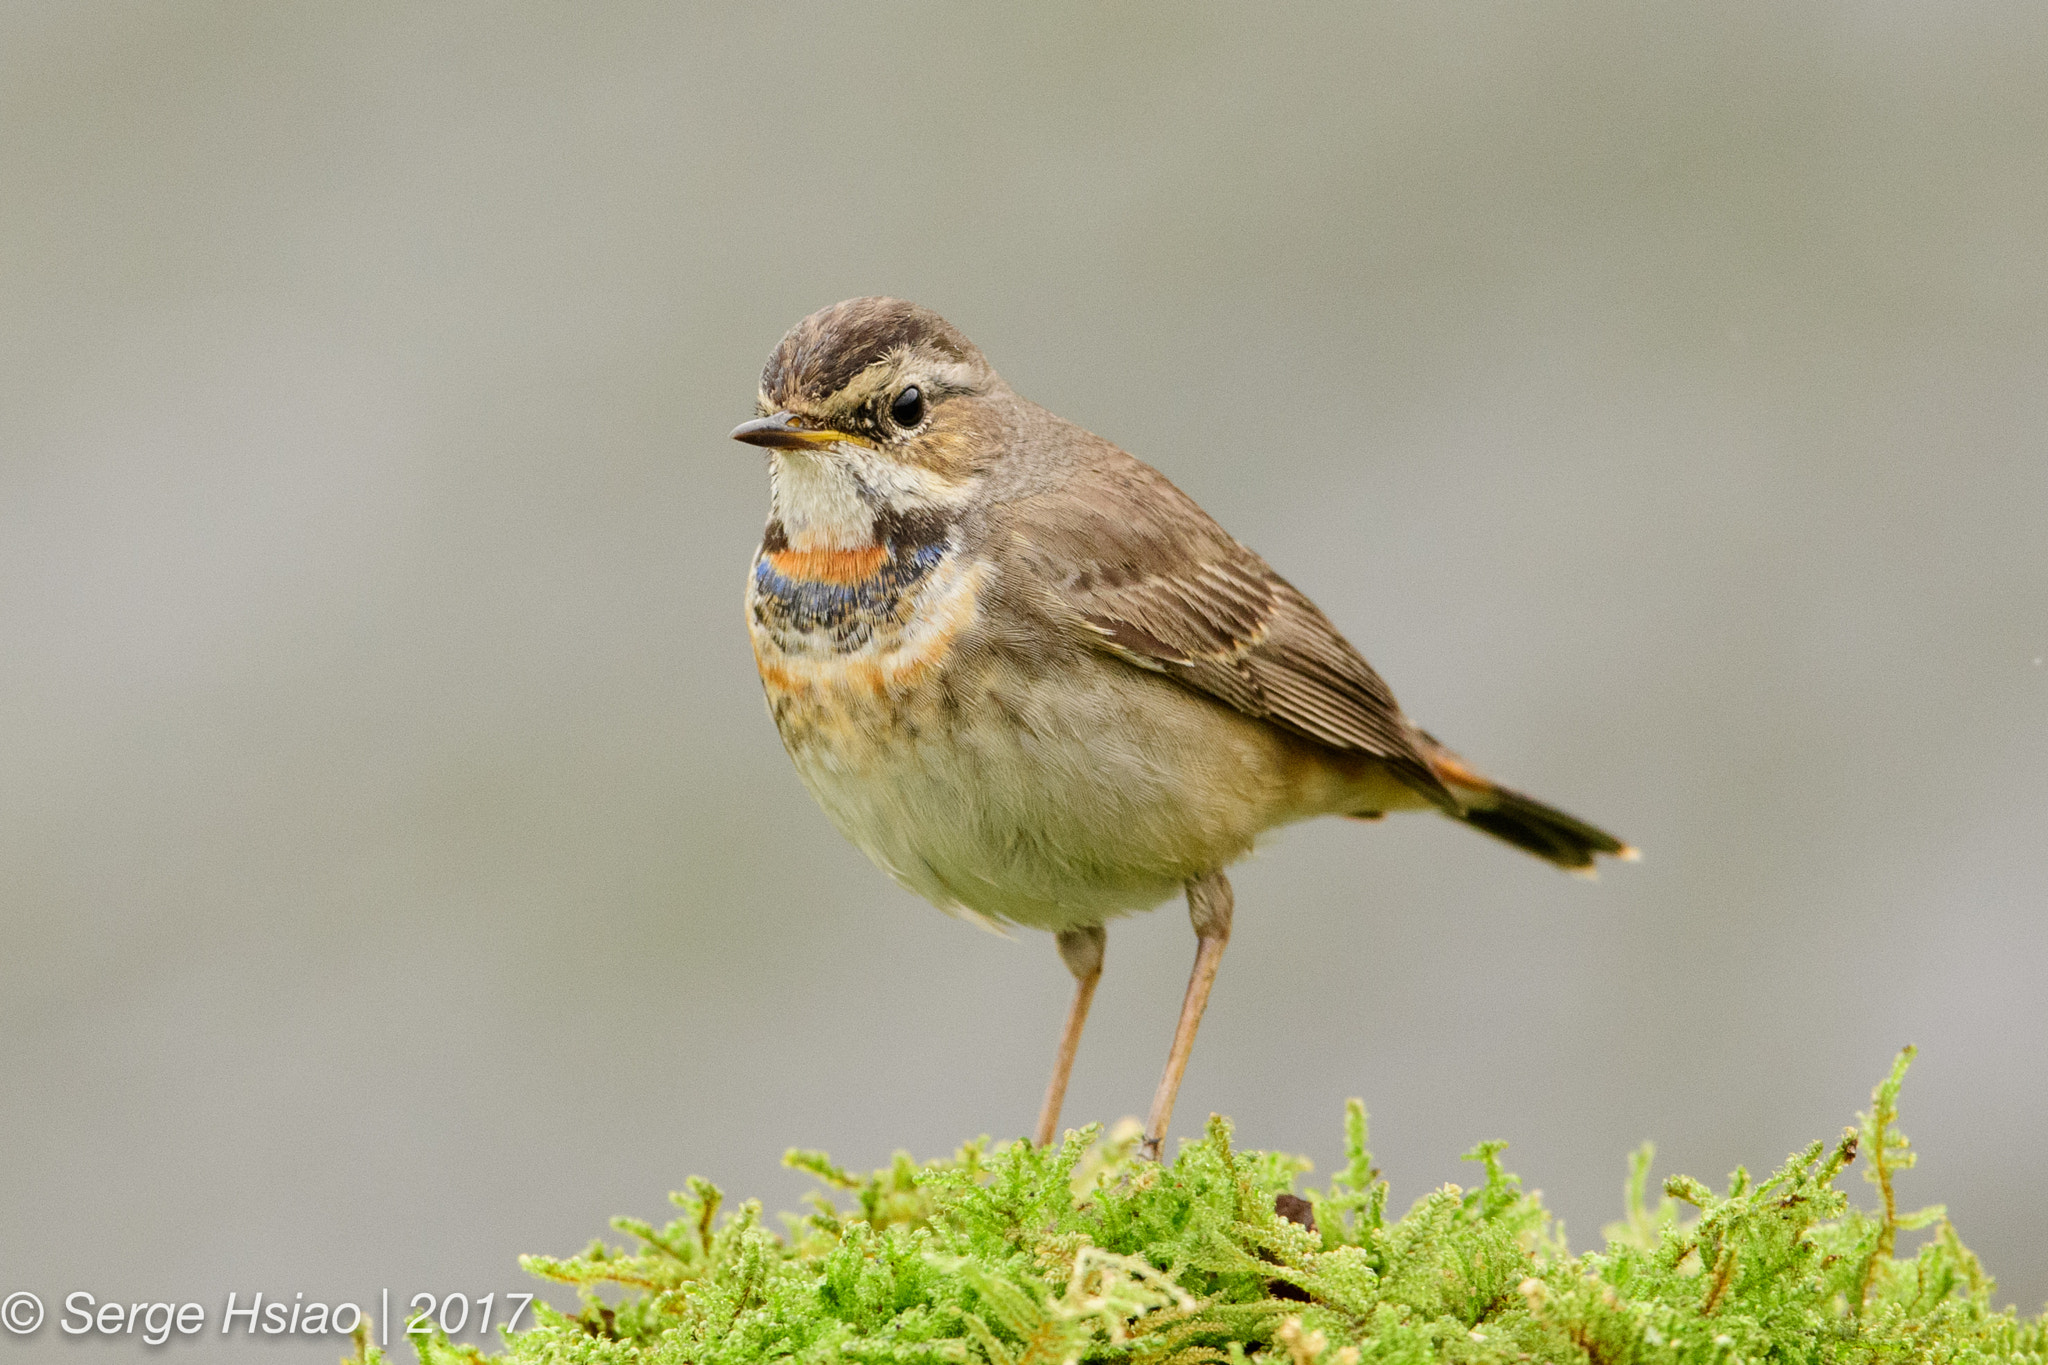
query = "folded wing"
xmin=1004 ymin=451 xmax=1455 ymax=810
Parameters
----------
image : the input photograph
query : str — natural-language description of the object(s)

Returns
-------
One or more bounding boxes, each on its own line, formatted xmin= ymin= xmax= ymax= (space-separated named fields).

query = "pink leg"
xmin=1034 ymin=926 xmax=1105 ymax=1147
xmin=1140 ymin=871 xmax=1234 ymax=1161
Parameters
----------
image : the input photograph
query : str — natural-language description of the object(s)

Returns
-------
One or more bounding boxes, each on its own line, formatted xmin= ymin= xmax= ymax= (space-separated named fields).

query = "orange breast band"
xmin=765 ymin=545 xmax=890 ymax=585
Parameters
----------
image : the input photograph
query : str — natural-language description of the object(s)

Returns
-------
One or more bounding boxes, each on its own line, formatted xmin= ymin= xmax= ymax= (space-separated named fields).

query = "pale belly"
xmin=749 ymin=556 xmax=1403 ymax=932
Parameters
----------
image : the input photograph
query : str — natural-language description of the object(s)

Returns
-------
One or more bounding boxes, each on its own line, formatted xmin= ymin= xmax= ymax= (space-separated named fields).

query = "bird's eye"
xmin=889 ymin=386 xmax=926 ymax=429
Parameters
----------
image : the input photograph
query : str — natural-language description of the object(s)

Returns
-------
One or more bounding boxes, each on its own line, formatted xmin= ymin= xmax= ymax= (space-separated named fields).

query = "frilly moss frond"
xmin=361 ymin=1051 xmax=2045 ymax=1365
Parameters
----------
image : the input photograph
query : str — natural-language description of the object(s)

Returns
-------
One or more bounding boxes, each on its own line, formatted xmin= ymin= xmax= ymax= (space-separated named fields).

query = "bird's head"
xmin=731 ymin=299 xmax=1005 ymax=542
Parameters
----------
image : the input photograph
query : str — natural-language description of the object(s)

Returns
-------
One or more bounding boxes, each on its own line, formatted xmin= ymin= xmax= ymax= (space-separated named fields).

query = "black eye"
xmin=890 ymin=385 xmax=926 ymax=429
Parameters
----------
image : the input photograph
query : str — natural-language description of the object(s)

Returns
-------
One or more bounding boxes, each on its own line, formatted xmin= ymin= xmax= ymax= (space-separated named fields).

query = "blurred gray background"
xmin=3 ymin=3 xmax=2045 ymax=1358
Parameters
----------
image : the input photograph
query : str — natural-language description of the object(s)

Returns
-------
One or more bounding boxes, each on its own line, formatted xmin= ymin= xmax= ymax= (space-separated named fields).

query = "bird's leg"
xmin=1034 ymin=925 xmax=1106 ymax=1148
xmin=1140 ymin=870 xmax=1234 ymax=1162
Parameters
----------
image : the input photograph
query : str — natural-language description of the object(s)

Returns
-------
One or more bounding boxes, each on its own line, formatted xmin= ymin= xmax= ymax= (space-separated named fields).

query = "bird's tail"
xmin=1417 ymin=732 xmax=1636 ymax=875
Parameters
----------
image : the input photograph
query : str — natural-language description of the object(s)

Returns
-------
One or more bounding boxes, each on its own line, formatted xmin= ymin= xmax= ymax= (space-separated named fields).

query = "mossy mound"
xmin=371 ymin=1050 xmax=2044 ymax=1364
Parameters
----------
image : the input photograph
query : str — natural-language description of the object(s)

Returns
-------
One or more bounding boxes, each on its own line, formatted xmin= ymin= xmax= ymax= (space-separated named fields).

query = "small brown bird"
xmin=733 ymin=298 xmax=1633 ymax=1159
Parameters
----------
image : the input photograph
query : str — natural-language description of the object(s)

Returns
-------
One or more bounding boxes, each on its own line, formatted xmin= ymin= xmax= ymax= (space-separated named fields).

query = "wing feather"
xmin=1000 ymin=449 xmax=1453 ymax=808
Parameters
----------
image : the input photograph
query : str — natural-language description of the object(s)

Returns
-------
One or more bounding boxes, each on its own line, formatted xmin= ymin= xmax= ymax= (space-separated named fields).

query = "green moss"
xmin=364 ymin=1050 xmax=2045 ymax=1364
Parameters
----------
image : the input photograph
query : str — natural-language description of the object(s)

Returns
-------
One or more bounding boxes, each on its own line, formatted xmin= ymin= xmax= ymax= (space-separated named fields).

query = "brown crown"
xmin=761 ymin=297 xmax=985 ymax=406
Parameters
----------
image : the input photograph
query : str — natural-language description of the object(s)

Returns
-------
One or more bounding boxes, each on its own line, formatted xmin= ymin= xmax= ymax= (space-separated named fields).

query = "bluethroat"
xmin=732 ymin=298 xmax=1634 ymax=1160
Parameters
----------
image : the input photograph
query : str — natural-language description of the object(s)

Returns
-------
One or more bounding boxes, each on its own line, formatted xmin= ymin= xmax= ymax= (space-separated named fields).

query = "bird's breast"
xmin=746 ymin=515 xmax=981 ymax=725
xmin=749 ymin=542 xmax=948 ymax=647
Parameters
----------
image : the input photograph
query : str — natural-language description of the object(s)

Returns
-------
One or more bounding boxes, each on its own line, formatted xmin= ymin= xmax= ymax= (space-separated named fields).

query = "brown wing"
xmin=1001 ymin=449 xmax=1456 ymax=810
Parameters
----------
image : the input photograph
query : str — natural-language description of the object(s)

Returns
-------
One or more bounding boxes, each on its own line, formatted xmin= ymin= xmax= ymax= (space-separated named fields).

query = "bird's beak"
xmin=729 ymin=411 xmax=864 ymax=450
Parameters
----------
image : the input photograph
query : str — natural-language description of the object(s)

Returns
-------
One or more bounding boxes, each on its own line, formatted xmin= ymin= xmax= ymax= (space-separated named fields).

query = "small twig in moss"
xmin=1700 ymin=1244 xmax=1738 ymax=1315
xmin=1856 ymin=1045 xmax=1917 ymax=1309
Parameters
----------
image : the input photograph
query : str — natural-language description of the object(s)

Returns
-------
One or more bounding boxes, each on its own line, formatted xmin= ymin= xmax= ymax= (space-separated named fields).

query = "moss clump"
xmin=371 ymin=1049 xmax=2044 ymax=1364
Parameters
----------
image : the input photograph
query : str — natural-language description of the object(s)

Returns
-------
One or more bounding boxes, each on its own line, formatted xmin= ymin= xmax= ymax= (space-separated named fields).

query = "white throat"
xmin=768 ymin=447 xmax=969 ymax=551
xmin=768 ymin=451 xmax=877 ymax=551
